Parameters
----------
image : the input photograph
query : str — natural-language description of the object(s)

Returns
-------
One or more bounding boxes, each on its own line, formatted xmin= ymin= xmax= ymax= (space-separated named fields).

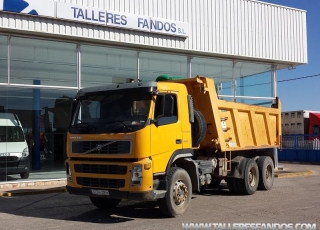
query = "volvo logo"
xmin=96 ymin=145 xmax=102 ymax=151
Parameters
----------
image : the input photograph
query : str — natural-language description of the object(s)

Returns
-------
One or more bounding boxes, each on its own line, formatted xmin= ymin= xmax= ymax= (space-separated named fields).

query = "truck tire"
xmin=20 ymin=170 xmax=30 ymax=179
xmin=191 ymin=109 xmax=207 ymax=147
xmin=208 ymin=178 xmax=222 ymax=188
xmin=89 ymin=197 xmax=121 ymax=209
xmin=226 ymin=178 xmax=239 ymax=194
xmin=257 ymin=156 xmax=274 ymax=190
xmin=226 ymin=178 xmax=240 ymax=194
xmin=158 ymin=167 xmax=192 ymax=217
xmin=237 ymin=159 xmax=259 ymax=195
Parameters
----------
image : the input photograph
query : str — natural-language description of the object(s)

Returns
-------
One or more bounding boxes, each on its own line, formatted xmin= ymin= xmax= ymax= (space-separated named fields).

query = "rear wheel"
xmin=257 ymin=156 xmax=274 ymax=190
xmin=89 ymin=197 xmax=121 ymax=209
xmin=158 ymin=167 xmax=192 ymax=217
xmin=237 ymin=159 xmax=259 ymax=195
xmin=226 ymin=178 xmax=240 ymax=194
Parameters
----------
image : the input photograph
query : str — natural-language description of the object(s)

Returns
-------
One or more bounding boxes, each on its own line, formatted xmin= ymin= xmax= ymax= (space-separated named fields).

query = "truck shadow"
xmin=0 ymin=193 xmax=167 ymax=224
xmin=66 ymin=200 xmax=166 ymax=223
xmin=197 ymin=183 xmax=236 ymax=196
xmin=0 ymin=184 xmax=240 ymax=224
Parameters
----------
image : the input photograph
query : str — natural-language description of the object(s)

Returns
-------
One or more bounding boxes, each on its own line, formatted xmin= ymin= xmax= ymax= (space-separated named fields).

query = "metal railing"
xmin=282 ymin=134 xmax=320 ymax=150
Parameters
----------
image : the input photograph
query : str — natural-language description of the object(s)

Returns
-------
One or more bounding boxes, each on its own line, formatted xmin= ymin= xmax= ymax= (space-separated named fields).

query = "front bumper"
xmin=66 ymin=186 xmax=163 ymax=200
xmin=0 ymin=157 xmax=30 ymax=175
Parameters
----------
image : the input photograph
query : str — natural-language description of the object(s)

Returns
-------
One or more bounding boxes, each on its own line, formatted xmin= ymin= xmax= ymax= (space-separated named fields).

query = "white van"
xmin=0 ymin=113 xmax=30 ymax=179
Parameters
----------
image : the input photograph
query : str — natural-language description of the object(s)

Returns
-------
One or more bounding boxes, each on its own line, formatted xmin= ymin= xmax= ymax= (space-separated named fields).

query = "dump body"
xmin=170 ymin=76 xmax=281 ymax=151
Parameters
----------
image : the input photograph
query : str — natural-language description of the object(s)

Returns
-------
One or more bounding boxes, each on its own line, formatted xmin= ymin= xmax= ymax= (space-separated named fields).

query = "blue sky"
xmin=262 ymin=0 xmax=320 ymax=112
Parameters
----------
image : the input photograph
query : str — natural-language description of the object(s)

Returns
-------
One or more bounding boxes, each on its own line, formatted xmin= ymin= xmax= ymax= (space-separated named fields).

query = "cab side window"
xmin=154 ymin=94 xmax=178 ymax=126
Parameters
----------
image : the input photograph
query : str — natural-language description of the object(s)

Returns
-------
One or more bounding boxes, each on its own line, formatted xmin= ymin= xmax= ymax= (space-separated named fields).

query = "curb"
xmin=274 ymin=169 xmax=313 ymax=178
xmin=0 ymin=186 xmax=67 ymax=197
xmin=0 ymin=179 xmax=66 ymax=189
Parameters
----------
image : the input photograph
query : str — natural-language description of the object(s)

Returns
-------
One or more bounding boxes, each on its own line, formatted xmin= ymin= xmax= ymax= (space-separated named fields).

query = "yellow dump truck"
xmin=65 ymin=76 xmax=281 ymax=217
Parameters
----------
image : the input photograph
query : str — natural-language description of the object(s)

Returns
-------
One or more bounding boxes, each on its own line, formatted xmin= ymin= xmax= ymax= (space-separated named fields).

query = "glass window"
xmin=140 ymin=52 xmax=187 ymax=82
xmin=81 ymin=45 xmax=137 ymax=87
xmin=0 ymin=87 xmax=76 ymax=182
xmin=235 ymin=62 xmax=272 ymax=106
xmin=192 ymin=57 xmax=233 ymax=83
xmin=0 ymin=126 xmax=25 ymax=142
xmin=154 ymin=94 xmax=178 ymax=125
xmin=70 ymin=90 xmax=151 ymax=134
xmin=313 ymin=125 xmax=320 ymax=135
xmin=191 ymin=57 xmax=233 ymax=93
xmin=10 ymin=37 xmax=77 ymax=87
xmin=0 ymin=35 xmax=8 ymax=83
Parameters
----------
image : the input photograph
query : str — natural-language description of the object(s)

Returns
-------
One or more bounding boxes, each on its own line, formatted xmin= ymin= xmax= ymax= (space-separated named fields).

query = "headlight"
xmin=22 ymin=147 xmax=29 ymax=157
xmin=131 ymin=165 xmax=142 ymax=186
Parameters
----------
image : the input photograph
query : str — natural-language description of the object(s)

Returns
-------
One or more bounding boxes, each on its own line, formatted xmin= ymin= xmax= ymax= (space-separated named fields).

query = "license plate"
xmin=0 ymin=153 xmax=10 ymax=157
xmin=90 ymin=189 xmax=109 ymax=196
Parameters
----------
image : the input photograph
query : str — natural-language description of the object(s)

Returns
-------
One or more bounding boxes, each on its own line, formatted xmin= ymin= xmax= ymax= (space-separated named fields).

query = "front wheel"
xmin=20 ymin=170 xmax=30 ymax=179
xmin=158 ymin=167 xmax=192 ymax=217
xmin=89 ymin=197 xmax=121 ymax=209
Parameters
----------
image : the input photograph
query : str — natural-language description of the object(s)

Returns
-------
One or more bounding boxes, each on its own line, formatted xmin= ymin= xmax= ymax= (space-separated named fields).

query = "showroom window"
xmin=234 ymin=62 xmax=273 ymax=106
xmin=0 ymin=87 xmax=76 ymax=182
xmin=191 ymin=57 xmax=234 ymax=84
xmin=81 ymin=45 xmax=137 ymax=88
xmin=10 ymin=37 xmax=77 ymax=87
xmin=191 ymin=57 xmax=234 ymax=101
xmin=139 ymin=52 xmax=187 ymax=82
xmin=0 ymin=35 xmax=7 ymax=83
xmin=191 ymin=57 xmax=273 ymax=105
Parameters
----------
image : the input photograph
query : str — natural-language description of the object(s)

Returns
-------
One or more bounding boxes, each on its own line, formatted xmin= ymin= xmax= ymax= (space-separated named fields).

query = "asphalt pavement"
xmin=0 ymin=163 xmax=319 ymax=230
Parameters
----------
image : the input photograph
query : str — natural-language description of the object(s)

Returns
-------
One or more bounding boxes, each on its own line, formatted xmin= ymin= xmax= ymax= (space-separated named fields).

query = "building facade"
xmin=0 ymin=0 xmax=307 ymax=181
xmin=282 ymin=110 xmax=320 ymax=135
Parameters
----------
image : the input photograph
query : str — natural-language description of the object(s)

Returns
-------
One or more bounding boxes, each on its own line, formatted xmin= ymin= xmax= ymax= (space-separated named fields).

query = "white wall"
xmin=0 ymin=0 xmax=307 ymax=65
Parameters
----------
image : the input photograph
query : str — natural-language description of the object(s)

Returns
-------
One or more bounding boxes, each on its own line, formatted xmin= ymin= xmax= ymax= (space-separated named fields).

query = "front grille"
xmin=77 ymin=177 xmax=125 ymax=189
xmin=74 ymin=164 xmax=127 ymax=175
xmin=72 ymin=141 xmax=131 ymax=154
xmin=0 ymin=162 xmax=19 ymax=167
xmin=0 ymin=156 xmax=19 ymax=161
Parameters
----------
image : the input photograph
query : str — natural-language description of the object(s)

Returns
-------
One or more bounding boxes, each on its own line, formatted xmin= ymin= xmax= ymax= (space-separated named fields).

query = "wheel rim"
xmin=248 ymin=167 xmax=257 ymax=187
xmin=173 ymin=180 xmax=188 ymax=206
xmin=265 ymin=165 xmax=272 ymax=182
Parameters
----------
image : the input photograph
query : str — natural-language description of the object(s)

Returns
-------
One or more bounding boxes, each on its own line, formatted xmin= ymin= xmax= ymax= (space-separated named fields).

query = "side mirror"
xmin=155 ymin=116 xmax=178 ymax=126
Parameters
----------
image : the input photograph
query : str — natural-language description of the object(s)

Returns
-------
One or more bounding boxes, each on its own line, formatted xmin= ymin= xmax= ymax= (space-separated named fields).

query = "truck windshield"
xmin=70 ymin=91 xmax=152 ymax=134
xmin=0 ymin=126 xmax=25 ymax=142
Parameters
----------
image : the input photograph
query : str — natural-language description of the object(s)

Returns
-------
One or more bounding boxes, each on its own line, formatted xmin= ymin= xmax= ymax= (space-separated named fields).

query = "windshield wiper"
xmin=71 ymin=122 xmax=96 ymax=131
xmin=98 ymin=120 xmax=132 ymax=131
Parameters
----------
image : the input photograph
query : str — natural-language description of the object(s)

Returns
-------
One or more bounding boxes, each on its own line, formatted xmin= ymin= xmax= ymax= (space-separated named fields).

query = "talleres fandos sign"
xmin=0 ymin=0 xmax=189 ymax=37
